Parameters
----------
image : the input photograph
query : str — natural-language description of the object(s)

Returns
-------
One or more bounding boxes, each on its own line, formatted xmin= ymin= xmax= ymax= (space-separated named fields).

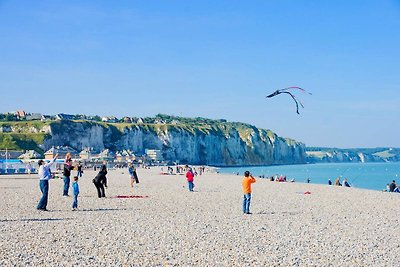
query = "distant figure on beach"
xmin=26 ymin=162 xmax=33 ymax=176
xmin=335 ymin=177 xmax=342 ymax=186
xmin=37 ymin=154 xmax=58 ymax=211
xmin=186 ymin=167 xmax=195 ymax=192
xmin=328 ymin=179 xmax=332 ymax=186
xmin=77 ymin=162 xmax=83 ymax=177
xmin=71 ymin=176 xmax=79 ymax=211
xmin=93 ymin=164 xmax=107 ymax=198
xmin=389 ymin=180 xmax=396 ymax=192
xmin=242 ymin=171 xmax=256 ymax=215
xmin=343 ymin=179 xmax=351 ymax=187
xmin=63 ymin=157 xmax=74 ymax=196
xmin=385 ymin=183 xmax=390 ymax=192
xmin=306 ymin=178 xmax=311 ymax=184
xmin=128 ymin=163 xmax=139 ymax=187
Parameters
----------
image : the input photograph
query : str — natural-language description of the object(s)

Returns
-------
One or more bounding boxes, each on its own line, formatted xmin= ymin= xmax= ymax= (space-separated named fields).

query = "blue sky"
xmin=0 ymin=0 xmax=399 ymax=148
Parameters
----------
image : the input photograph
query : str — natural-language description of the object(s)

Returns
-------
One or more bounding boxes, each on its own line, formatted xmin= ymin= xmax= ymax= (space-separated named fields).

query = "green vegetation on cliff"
xmin=0 ymin=114 xmax=293 ymax=153
xmin=0 ymin=133 xmax=48 ymax=153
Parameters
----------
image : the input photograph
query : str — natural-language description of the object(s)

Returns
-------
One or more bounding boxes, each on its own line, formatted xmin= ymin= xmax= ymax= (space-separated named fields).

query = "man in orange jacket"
xmin=242 ymin=171 xmax=256 ymax=214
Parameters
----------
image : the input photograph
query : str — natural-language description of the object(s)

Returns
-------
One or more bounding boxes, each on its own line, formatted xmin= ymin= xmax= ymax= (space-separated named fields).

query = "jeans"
xmin=94 ymin=182 xmax=105 ymax=198
xmin=63 ymin=176 xmax=70 ymax=196
xmin=77 ymin=170 xmax=82 ymax=177
xmin=133 ymin=171 xmax=139 ymax=183
xmin=243 ymin=193 xmax=251 ymax=213
xmin=188 ymin=181 xmax=194 ymax=191
xmin=37 ymin=180 xmax=49 ymax=209
xmin=72 ymin=194 xmax=78 ymax=209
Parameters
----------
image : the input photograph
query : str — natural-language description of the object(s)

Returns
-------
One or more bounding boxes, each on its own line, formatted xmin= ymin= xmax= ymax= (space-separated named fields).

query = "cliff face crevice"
xmin=19 ymin=121 xmax=308 ymax=166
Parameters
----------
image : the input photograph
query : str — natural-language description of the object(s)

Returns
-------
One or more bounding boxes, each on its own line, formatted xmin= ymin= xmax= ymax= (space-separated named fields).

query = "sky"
xmin=0 ymin=0 xmax=399 ymax=148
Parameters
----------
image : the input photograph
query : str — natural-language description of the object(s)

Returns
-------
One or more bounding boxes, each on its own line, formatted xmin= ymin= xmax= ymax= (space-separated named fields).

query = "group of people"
xmin=35 ymin=157 xmax=259 ymax=215
xmin=328 ymin=177 xmax=351 ymax=187
xmin=386 ymin=180 xmax=400 ymax=193
xmin=185 ymin=167 xmax=257 ymax=214
xmin=36 ymin=153 xmax=109 ymax=211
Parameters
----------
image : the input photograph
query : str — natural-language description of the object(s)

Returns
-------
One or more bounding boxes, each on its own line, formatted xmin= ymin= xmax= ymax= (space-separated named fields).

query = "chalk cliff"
xmin=42 ymin=120 xmax=306 ymax=166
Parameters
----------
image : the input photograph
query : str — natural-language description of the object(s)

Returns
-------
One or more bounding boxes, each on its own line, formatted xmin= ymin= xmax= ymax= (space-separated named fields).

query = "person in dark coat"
xmin=63 ymin=158 xmax=75 ymax=196
xmin=389 ymin=180 xmax=396 ymax=192
xmin=93 ymin=164 xmax=107 ymax=198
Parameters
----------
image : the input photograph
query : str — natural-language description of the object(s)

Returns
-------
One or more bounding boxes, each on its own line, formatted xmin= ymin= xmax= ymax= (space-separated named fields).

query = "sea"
xmin=218 ymin=162 xmax=400 ymax=191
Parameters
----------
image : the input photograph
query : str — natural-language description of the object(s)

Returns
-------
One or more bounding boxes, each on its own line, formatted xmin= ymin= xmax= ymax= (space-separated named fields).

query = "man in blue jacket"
xmin=37 ymin=154 xmax=58 ymax=211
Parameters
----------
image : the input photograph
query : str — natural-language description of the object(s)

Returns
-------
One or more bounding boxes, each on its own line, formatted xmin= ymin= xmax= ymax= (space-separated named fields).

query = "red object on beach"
xmin=113 ymin=195 xmax=150 ymax=199
xmin=304 ymin=191 xmax=311 ymax=195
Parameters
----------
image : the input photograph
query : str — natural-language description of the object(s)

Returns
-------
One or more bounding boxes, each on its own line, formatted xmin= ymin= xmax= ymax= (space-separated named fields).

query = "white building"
xmin=145 ymin=149 xmax=163 ymax=162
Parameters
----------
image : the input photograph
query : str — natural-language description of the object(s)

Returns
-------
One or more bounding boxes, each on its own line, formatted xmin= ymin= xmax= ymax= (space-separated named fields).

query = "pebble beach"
xmin=1 ymin=167 xmax=399 ymax=266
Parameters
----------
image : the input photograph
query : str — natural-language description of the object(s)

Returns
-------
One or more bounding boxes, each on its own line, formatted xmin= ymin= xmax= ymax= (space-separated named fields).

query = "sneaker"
xmin=246 ymin=212 xmax=252 ymax=215
xmin=37 ymin=208 xmax=48 ymax=211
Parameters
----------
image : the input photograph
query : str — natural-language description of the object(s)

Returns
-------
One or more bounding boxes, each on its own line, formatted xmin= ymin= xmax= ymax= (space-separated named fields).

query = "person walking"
xmin=242 ymin=171 xmax=256 ymax=215
xmin=186 ymin=167 xmax=195 ymax=192
xmin=63 ymin=158 xmax=74 ymax=196
xmin=93 ymin=164 xmax=107 ymax=198
xmin=71 ymin=176 xmax=80 ymax=211
xmin=37 ymin=154 xmax=58 ymax=211
xmin=77 ymin=162 xmax=83 ymax=178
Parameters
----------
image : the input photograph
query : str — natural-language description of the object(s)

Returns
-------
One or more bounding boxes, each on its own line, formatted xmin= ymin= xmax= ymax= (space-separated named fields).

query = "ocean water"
xmin=219 ymin=162 xmax=400 ymax=191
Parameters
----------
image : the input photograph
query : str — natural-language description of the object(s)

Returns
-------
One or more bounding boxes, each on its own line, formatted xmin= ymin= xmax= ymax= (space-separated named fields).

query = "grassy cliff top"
xmin=0 ymin=116 xmax=302 ymax=152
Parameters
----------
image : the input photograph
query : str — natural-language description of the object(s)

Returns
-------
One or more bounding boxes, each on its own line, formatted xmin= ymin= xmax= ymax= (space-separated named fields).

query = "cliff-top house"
xmin=102 ymin=116 xmax=118 ymax=123
xmin=56 ymin=113 xmax=75 ymax=120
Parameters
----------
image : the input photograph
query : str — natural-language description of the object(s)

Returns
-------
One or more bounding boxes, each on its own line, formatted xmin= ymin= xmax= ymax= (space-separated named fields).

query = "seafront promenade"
xmin=1 ymin=168 xmax=399 ymax=266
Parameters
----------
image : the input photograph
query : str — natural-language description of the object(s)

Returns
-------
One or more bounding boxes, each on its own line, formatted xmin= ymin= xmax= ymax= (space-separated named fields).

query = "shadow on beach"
xmin=79 ymin=208 xmax=130 ymax=212
xmin=257 ymin=210 xmax=301 ymax=215
xmin=0 ymin=177 xmax=38 ymax=180
xmin=0 ymin=218 xmax=72 ymax=223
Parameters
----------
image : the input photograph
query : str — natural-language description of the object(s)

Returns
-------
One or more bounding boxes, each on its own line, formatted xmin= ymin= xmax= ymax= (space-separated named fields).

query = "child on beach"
xmin=186 ymin=167 xmax=195 ymax=192
xmin=242 ymin=171 xmax=256 ymax=214
xmin=72 ymin=176 xmax=79 ymax=211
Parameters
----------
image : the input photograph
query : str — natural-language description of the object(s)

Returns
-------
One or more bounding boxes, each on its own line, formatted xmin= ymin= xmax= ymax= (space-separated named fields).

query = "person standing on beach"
xmin=128 ymin=163 xmax=139 ymax=187
xmin=93 ymin=164 xmax=107 ymax=198
xmin=26 ymin=162 xmax=33 ymax=176
xmin=37 ymin=154 xmax=58 ymax=211
xmin=71 ymin=176 xmax=79 ymax=211
xmin=242 ymin=171 xmax=256 ymax=215
xmin=63 ymin=157 xmax=74 ymax=196
xmin=186 ymin=167 xmax=195 ymax=192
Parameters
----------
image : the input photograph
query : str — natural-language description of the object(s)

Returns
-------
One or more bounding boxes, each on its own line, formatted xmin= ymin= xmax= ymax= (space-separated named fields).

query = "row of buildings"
xmin=0 ymin=147 xmax=164 ymax=163
xmin=3 ymin=110 xmax=181 ymax=125
xmin=43 ymin=146 xmax=164 ymax=163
